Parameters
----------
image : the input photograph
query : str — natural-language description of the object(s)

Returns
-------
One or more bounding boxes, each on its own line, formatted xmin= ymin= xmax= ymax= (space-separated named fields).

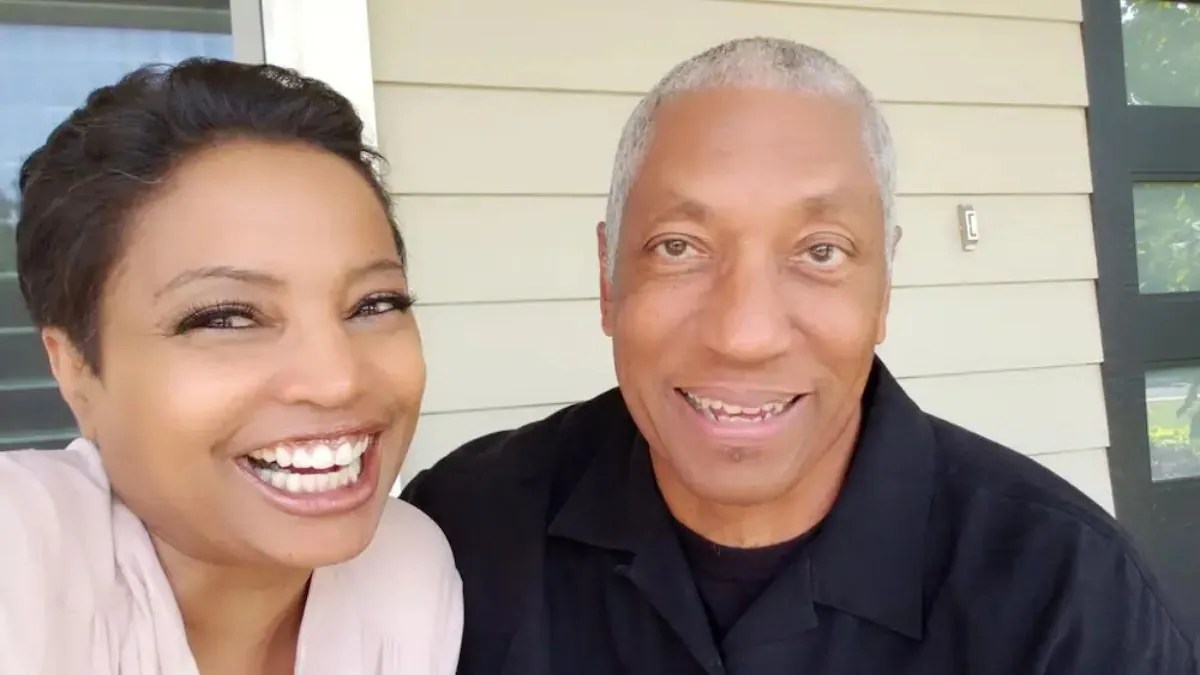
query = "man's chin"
xmin=657 ymin=446 xmax=808 ymax=508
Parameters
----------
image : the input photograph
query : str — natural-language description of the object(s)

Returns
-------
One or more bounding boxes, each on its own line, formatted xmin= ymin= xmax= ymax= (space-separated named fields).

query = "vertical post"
xmin=259 ymin=0 xmax=378 ymax=144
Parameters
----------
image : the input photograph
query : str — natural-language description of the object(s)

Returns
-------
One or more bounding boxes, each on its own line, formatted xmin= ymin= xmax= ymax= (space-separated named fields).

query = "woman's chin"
xmin=255 ymin=517 xmax=381 ymax=570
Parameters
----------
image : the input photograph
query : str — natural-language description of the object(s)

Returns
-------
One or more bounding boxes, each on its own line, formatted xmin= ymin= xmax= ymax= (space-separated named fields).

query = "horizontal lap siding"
xmin=717 ymin=0 xmax=1081 ymax=22
xmin=368 ymin=0 xmax=1108 ymax=508
xmin=369 ymin=0 xmax=1086 ymax=104
xmin=400 ymin=194 xmax=1097 ymax=304
xmin=377 ymin=87 xmax=1092 ymax=196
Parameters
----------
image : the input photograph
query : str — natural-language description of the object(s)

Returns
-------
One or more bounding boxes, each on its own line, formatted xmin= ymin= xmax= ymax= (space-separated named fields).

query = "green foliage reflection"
xmin=1134 ymin=182 xmax=1200 ymax=294
xmin=1122 ymin=0 xmax=1200 ymax=107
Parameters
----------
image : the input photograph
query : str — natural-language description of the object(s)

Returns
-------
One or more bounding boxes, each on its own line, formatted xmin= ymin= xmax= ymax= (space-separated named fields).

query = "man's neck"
xmin=658 ymin=404 xmax=861 ymax=549
xmin=152 ymin=536 xmax=311 ymax=675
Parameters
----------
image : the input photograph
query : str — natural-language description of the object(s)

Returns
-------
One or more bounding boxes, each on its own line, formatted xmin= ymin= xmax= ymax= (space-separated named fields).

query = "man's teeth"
xmin=245 ymin=435 xmax=371 ymax=494
xmin=682 ymin=392 xmax=793 ymax=423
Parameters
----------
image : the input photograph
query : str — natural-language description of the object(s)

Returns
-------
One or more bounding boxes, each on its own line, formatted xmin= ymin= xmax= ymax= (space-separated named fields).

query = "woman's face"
xmin=62 ymin=139 xmax=424 ymax=570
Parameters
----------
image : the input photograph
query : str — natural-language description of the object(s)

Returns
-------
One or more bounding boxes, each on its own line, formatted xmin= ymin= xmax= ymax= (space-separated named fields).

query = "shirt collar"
xmin=548 ymin=359 xmax=933 ymax=640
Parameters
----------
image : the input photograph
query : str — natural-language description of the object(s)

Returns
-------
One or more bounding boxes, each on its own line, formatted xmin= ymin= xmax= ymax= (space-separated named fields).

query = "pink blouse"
xmin=0 ymin=439 xmax=463 ymax=674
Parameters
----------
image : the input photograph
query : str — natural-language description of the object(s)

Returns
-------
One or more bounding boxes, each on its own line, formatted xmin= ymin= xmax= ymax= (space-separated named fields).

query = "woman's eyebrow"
xmin=155 ymin=259 xmax=405 ymax=299
xmin=155 ymin=266 xmax=284 ymax=299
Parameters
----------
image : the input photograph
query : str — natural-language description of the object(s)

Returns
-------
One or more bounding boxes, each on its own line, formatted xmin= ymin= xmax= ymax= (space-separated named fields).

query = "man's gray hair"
xmin=603 ymin=37 xmax=898 ymax=279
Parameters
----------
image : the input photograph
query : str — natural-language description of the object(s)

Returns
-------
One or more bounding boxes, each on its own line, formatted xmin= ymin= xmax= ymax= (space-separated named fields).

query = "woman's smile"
xmin=234 ymin=429 xmax=386 ymax=517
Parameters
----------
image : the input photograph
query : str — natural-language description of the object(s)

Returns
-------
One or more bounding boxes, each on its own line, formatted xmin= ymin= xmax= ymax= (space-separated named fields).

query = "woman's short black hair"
xmin=16 ymin=57 xmax=403 ymax=371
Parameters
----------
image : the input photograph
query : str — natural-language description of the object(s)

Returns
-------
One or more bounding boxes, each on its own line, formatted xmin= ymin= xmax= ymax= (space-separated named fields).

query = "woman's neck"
xmin=152 ymin=536 xmax=311 ymax=675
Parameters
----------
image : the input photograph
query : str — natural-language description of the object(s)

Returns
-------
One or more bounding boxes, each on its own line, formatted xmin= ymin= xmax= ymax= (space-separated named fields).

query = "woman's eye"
xmin=353 ymin=293 xmax=414 ymax=318
xmin=207 ymin=313 xmax=256 ymax=329
xmin=653 ymin=238 xmax=698 ymax=259
xmin=175 ymin=304 xmax=258 ymax=333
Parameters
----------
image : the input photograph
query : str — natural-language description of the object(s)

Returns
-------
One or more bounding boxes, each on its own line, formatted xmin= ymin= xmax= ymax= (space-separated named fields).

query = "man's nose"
xmin=699 ymin=258 xmax=793 ymax=365
xmin=272 ymin=324 xmax=364 ymax=409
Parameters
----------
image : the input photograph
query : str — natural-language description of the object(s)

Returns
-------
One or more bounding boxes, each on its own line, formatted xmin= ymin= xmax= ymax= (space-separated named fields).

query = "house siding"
xmin=366 ymin=0 xmax=1112 ymax=512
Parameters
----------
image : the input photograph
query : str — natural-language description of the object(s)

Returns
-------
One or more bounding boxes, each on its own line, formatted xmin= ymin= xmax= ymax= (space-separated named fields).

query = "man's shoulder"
xmin=925 ymin=415 xmax=1118 ymax=536
xmin=925 ymin=415 xmax=1196 ymax=648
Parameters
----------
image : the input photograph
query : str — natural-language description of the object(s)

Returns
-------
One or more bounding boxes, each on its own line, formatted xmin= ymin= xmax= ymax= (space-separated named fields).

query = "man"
xmin=403 ymin=37 xmax=1198 ymax=674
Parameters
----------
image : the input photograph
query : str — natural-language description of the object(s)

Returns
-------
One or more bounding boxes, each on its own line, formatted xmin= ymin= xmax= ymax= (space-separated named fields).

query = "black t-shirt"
xmin=675 ymin=521 xmax=815 ymax=641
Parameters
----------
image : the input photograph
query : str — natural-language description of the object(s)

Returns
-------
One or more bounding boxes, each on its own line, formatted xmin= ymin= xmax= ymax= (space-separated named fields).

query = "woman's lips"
xmin=236 ymin=432 xmax=383 ymax=517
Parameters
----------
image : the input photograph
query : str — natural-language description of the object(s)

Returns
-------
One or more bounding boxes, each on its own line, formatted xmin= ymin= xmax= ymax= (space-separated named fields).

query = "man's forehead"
xmin=651 ymin=86 xmax=863 ymax=127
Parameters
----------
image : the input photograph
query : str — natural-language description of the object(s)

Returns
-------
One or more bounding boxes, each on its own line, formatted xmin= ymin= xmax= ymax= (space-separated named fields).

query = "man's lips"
xmin=676 ymin=386 xmax=806 ymax=408
xmin=677 ymin=388 xmax=804 ymax=423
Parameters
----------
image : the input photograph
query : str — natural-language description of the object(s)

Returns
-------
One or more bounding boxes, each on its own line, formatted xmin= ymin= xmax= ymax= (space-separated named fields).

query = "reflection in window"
xmin=1133 ymin=182 xmax=1200 ymax=294
xmin=0 ymin=184 xmax=12 ymax=273
xmin=1122 ymin=0 xmax=1200 ymax=107
xmin=0 ymin=15 xmax=232 ymax=273
xmin=1147 ymin=366 xmax=1200 ymax=482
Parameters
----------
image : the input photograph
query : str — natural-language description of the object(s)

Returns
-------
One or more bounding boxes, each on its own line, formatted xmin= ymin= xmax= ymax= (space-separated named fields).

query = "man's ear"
xmin=597 ymin=221 xmax=615 ymax=337
xmin=876 ymin=225 xmax=902 ymax=345
xmin=41 ymin=327 xmax=100 ymax=437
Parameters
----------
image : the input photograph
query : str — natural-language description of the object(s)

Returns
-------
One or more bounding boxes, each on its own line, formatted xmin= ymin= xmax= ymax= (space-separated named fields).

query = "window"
xmin=1122 ymin=0 xmax=1200 ymax=107
xmin=0 ymin=1 xmax=259 ymax=450
xmin=1084 ymin=0 xmax=1200 ymax=632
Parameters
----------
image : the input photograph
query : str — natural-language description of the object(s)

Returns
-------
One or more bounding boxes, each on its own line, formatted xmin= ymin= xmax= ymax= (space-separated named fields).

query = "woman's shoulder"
xmin=0 ymin=441 xmax=112 ymax=531
xmin=0 ymin=442 xmax=117 ymax=673
xmin=305 ymin=498 xmax=464 ymax=672
xmin=0 ymin=441 xmax=117 ymax=581
xmin=350 ymin=497 xmax=458 ymax=583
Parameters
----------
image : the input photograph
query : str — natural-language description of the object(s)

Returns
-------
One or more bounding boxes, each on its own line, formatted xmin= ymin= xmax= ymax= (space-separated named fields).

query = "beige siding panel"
xmin=877 ymin=281 xmax=1103 ymax=377
xmin=399 ymin=366 xmax=1108 ymax=478
xmin=403 ymin=404 xmax=569 ymax=478
xmin=399 ymin=195 xmax=1097 ymax=304
xmin=376 ymin=86 xmax=1092 ymax=197
xmin=892 ymin=195 xmax=1098 ymax=286
xmin=416 ymin=300 xmax=614 ymax=414
xmin=1034 ymin=449 xmax=1115 ymax=515
xmin=369 ymin=0 xmax=1086 ymax=105
xmin=398 ymin=196 xmax=605 ymax=304
xmin=901 ymin=366 xmax=1109 ymax=455
xmin=415 ymin=281 xmax=1102 ymax=413
xmin=726 ymin=0 xmax=1081 ymax=22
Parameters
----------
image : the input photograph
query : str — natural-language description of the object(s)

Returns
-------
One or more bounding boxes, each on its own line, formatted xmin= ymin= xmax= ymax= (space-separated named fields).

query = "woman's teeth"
xmin=245 ymin=435 xmax=371 ymax=494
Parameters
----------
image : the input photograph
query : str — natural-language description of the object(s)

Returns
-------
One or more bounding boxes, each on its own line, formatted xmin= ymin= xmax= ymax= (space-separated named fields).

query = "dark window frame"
xmin=1082 ymin=0 xmax=1200 ymax=514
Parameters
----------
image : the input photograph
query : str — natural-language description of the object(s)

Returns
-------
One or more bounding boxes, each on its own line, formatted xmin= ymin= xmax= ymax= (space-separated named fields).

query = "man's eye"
xmin=653 ymin=238 xmax=697 ymax=259
xmin=803 ymin=243 xmax=848 ymax=266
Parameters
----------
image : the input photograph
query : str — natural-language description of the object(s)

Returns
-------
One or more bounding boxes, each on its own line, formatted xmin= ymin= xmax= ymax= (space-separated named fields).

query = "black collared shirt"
xmin=674 ymin=517 xmax=815 ymax=642
xmin=403 ymin=361 xmax=1199 ymax=675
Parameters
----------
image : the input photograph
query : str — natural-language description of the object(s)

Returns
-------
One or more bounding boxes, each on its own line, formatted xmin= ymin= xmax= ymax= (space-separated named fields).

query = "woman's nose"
xmin=272 ymin=325 xmax=365 ymax=409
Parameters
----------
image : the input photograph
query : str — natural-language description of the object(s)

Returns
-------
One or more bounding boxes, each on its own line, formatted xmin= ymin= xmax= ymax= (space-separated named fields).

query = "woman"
xmin=0 ymin=59 xmax=461 ymax=674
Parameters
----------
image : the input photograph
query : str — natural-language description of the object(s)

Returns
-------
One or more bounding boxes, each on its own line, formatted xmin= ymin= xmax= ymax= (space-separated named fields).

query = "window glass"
xmin=0 ymin=1 xmax=234 ymax=449
xmin=1122 ymin=0 xmax=1200 ymax=107
xmin=1146 ymin=365 xmax=1200 ymax=482
xmin=1132 ymin=182 xmax=1200 ymax=295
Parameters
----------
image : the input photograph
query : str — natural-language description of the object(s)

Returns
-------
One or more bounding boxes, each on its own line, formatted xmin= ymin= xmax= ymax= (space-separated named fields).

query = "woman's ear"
xmin=41 ymin=327 xmax=100 ymax=437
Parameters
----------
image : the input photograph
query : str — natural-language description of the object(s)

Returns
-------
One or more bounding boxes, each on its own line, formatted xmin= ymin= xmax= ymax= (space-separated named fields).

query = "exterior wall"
xmin=366 ymin=0 xmax=1113 ymax=511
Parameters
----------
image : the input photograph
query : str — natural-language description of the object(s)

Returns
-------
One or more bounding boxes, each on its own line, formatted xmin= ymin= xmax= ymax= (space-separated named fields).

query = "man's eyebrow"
xmin=155 ymin=266 xmax=283 ymax=299
xmin=650 ymin=195 xmax=711 ymax=224
xmin=796 ymin=194 xmax=842 ymax=218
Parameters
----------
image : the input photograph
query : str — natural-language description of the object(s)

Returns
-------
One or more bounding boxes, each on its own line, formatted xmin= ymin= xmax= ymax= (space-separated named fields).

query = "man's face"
xmin=600 ymin=87 xmax=892 ymax=509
